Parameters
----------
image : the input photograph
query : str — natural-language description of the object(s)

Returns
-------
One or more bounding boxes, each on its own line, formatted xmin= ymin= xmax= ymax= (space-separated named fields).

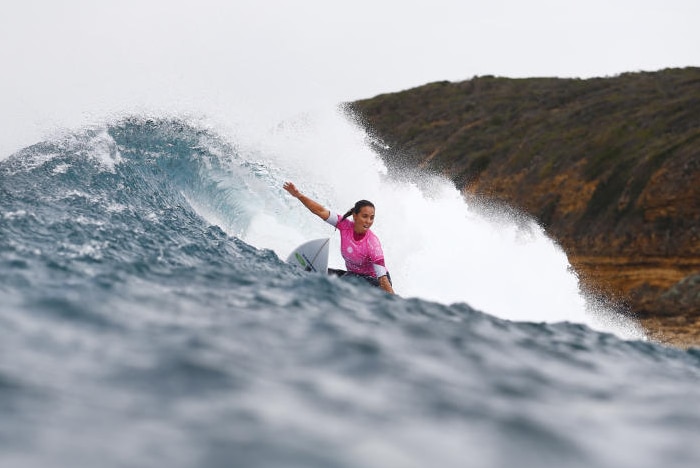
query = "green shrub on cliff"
xmin=348 ymin=68 xmax=700 ymax=324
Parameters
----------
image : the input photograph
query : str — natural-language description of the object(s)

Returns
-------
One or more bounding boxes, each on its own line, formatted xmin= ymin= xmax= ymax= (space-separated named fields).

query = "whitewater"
xmin=1 ymin=105 xmax=700 ymax=468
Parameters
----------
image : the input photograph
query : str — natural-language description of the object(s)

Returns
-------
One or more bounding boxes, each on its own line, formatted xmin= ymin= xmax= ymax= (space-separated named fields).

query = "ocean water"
xmin=1 ymin=110 xmax=699 ymax=468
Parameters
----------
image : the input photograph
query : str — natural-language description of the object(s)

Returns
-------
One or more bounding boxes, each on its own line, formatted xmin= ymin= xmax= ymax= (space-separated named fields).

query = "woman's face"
xmin=352 ymin=206 xmax=375 ymax=235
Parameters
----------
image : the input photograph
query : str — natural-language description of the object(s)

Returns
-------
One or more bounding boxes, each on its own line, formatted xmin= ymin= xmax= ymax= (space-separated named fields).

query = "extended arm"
xmin=283 ymin=182 xmax=331 ymax=220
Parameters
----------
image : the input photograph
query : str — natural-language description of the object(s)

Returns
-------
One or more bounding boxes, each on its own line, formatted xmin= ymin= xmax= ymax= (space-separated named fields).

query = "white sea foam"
xmin=193 ymin=107 xmax=644 ymax=339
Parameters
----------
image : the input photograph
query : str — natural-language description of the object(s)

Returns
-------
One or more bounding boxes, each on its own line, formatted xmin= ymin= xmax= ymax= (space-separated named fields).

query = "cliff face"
xmin=349 ymin=68 xmax=700 ymax=346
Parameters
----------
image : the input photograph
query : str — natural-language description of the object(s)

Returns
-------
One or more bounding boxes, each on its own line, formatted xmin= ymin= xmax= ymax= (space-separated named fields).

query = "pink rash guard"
xmin=325 ymin=213 xmax=388 ymax=278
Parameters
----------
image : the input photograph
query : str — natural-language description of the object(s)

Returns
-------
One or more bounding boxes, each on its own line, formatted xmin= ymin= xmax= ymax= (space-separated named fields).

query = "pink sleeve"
xmin=368 ymin=233 xmax=384 ymax=261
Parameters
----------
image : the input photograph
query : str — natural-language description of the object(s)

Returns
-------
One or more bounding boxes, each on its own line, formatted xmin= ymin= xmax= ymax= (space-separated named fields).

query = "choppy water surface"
xmin=1 ymin=116 xmax=699 ymax=468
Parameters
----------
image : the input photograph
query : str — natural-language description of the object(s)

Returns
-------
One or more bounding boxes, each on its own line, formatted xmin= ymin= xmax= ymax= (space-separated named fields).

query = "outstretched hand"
xmin=283 ymin=181 xmax=329 ymax=220
xmin=283 ymin=181 xmax=301 ymax=198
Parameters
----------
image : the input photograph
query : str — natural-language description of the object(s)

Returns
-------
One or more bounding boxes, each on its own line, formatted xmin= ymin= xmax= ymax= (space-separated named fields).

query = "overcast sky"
xmin=1 ymin=0 xmax=698 ymax=155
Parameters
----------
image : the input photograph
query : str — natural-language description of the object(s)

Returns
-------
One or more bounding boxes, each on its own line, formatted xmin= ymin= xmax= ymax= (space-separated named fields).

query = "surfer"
xmin=283 ymin=182 xmax=395 ymax=294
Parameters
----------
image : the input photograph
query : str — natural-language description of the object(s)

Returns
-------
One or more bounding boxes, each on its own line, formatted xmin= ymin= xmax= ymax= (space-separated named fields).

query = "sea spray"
xmin=207 ymin=106 xmax=644 ymax=337
xmin=3 ymin=114 xmax=697 ymax=468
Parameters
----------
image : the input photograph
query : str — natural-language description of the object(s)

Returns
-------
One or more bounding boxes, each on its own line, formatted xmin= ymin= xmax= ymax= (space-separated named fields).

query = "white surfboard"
xmin=286 ymin=238 xmax=330 ymax=273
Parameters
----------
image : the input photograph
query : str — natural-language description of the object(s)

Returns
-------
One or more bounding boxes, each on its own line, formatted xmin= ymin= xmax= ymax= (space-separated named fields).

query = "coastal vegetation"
xmin=349 ymin=68 xmax=700 ymax=347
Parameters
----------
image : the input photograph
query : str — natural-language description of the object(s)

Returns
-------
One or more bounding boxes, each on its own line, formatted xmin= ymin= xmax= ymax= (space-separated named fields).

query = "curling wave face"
xmin=1 ymin=117 xmax=699 ymax=468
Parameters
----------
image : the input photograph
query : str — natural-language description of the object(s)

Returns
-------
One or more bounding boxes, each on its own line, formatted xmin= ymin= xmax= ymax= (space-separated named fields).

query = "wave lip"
xmin=2 ymin=114 xmax=697 ymax=468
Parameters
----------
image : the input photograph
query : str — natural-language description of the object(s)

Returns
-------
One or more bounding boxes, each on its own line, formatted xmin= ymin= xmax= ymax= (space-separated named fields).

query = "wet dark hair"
xmin=341 ymin=200 xmax=375 ymax=221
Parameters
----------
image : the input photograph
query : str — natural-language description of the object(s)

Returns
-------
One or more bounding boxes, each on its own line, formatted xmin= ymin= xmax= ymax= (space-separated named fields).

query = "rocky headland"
xmin=348 ymin=68 xmax=700 ymax=348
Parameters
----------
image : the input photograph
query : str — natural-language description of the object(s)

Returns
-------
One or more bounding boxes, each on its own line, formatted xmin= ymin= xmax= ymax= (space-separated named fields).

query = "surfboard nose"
xmin=287 ymin=238 xmax=330 ymax=273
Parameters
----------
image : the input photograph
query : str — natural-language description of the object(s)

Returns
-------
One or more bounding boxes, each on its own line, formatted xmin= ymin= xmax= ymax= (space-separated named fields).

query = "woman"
xmin=283 ymin=181 xmax=395 ymax=294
